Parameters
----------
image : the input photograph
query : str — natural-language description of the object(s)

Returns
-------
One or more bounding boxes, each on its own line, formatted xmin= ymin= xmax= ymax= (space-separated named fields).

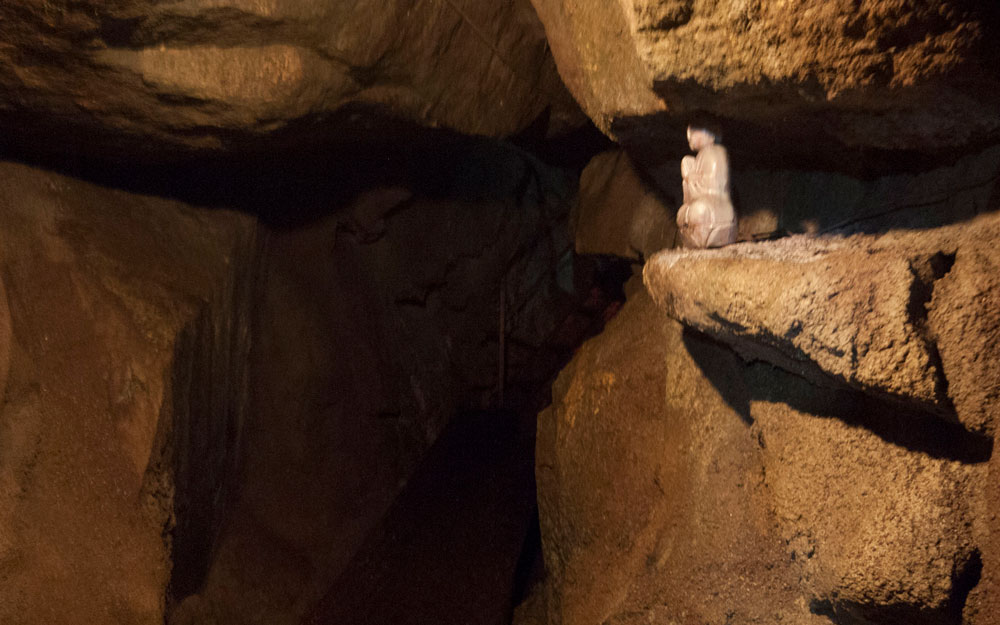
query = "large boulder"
xmin=0 ymin=161 xmax=257 ymax=625
xmin=0 ymin=0 xmax=581 ymax=160
xmin=529 ymin=0 xmax=1000 ymax=167
xmin=0 ymin=131 xmax=584 ymax=625
xmin=643 ymin=212 xmax=1000 ymax=434
xmin=529 ymin=213 xmax=1000 ymax=625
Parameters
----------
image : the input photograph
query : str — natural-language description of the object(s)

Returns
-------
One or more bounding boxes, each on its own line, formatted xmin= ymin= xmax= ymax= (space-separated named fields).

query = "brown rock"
xmin=574 ymin=150 xmax=676 ymax=260
xmin=0 ymin=161 xmax=257 ymax=625
xmin=534 ymin=271 xmax=991 ymax=624
xmin=535 ymin=287 xmax=823 ymax=624
xmin=0 ymin=276 xmax=10 ymax=408
xmin=530 ymin=0 xmax=1000 ymax=164
xmin=642 ymin=212 xmax=1000 ymax=433
xmin=756 ymin=383 xmax=981 ymax=621
xmin=927 ymin=224 xmax=1000 ymax=435
xmin=0 ymin=0 xmax=581 ymax=160
xmin=643 ymin=237 xmax=949 ymax=416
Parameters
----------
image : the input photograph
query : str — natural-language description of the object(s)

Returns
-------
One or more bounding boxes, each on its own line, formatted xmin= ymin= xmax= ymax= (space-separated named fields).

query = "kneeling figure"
xmin=676 ymin=125 xmax=737 ymax=248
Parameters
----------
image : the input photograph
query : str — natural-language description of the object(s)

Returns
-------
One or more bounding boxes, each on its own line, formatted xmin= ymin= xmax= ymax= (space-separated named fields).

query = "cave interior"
xmin=0 ymin=2 xmax=999 ymax=625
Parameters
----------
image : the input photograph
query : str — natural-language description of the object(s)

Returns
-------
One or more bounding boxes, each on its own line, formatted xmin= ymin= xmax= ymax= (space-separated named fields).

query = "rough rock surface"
xmin=573 ymin=150 xmax=676 ymax=260
xmin=643 ymin=237 xmax=945 ymax=416
xmin=0 ymin=0 xmax=581 ymax=160
xmin=530 ymin=0 xmax=1000 ymax=165
xmin=0 ymin=161 xmax=256 ymax=625
xmin=530 ymin=214 xmax=1000 ymax=625
xmin=643 ymin=212 xmax=1000 ymax=433
xmin=534 ymin=284 xmax=822 ymax=625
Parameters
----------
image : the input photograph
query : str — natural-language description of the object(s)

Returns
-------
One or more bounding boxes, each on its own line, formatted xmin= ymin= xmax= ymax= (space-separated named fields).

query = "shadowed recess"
xmin=682 ymin=328 xmax=993 ymax=464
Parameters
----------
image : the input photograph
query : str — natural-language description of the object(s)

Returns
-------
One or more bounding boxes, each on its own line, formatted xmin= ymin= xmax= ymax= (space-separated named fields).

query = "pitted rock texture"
xmin=0 ymin=0 xmax=581 ymax=160
xmin=643 ymin=213 xmax=1000 ymax=431
xmin=643 ymin=238 xmax=948 ymax=416
xmin=529 ymin=273 xmax=992 ymax=625
xmin=530 ymin=0 xmax=1000 ymax=165
xmin=0 ymin=161 xmax=256 ymax=625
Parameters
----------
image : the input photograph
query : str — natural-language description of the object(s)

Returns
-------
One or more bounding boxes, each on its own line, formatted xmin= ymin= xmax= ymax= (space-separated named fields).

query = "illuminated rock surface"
xmin=0 ymin=0 xmax=581 ymax=160
xmin=530 ymin=214 xmax=1000 ymax=625
xmin=572 ymin=150 xmax=675 ymax=260
xmin=529 ymin=0 xmax=1000 ymax=167
xmin=0 ymin=162 xmax=257 ymax=624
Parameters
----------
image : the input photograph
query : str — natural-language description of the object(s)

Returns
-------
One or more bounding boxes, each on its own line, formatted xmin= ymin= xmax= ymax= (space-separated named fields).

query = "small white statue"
xmin=676 ymin=125 xmax=737 ymax=248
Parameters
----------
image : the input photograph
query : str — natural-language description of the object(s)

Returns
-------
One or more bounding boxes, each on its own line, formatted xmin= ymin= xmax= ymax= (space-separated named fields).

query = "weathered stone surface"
xmin=643 ymin=237 xmax=949 ymax=415
xmin=927 ymin=226 xmax=1000 ymax=435
xmin=968 ymin=444 xmax=1000 ymax=625
xmin=530 ymin=0 xmax=1000 ymax=164
xmin=573 ymin=150 xmax=675 ymax=260
xmin=757 ymin=386 xmax=981 ymax=622
xmin=643 ymin=213 xmax=1000 ymax=428
xmin=0 ymin=0 xmax=581 ymax=160
xmin=530 ymin=273 xmax=991 ymax=625
xmin=534 ymin=287 xmax=819 ymax=625
xmin=0 ymin=161 xmax=256 ymax=625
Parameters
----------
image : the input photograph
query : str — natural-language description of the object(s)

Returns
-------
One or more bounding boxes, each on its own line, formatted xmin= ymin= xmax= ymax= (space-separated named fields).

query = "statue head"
xmin=687 ymin=126 xmax=717 ymax=152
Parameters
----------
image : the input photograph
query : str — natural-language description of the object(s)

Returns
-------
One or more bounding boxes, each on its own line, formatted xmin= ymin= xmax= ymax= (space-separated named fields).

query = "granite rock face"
xmin=529 ymin=0 xmax=1000 ymax=166
xmin=529 ymin=214 xmax=1000 ymax=625
xmin=642 ymin=213 xmax=1000 ymax=433
xmin=0 ymin=0 xmax=581 ymax=160
xmin=0 ymin=161 xmax=257 ymax=625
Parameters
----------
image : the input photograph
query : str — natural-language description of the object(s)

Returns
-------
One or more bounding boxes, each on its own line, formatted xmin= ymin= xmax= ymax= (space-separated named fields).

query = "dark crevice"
xmin=166 ymin=227 xmax=259 ymax=607
xmin=509 ymin=506 xmax=544 ymax=617
xmin=907 ymin=251 xmax=958 ymax=412
xmin=949 ymin=548 xmax=983 ymax=623
xmin=304 ymin=408 xmax=537 ymax=625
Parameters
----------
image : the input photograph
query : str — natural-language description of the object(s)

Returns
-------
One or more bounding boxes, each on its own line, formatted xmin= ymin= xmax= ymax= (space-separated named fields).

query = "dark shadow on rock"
xmin=682 ymin=328 xmax=993 ymax=464
xmin=305 ymin=407 xmax=538 ymax=625
xmin=680 ymin=328 xmax=753 ymax=425
xmin=0 ymin=104 xmax=599 ymax=230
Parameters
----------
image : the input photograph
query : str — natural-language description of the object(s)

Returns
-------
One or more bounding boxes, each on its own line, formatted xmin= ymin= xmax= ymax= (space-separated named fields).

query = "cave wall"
xmin=0 ymin=125 xmax=584 ymax=625
xmin=0 ymin=161 xmax=256 ymax=624
xmin=0 ymin=1 xmax=999 ymax=624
